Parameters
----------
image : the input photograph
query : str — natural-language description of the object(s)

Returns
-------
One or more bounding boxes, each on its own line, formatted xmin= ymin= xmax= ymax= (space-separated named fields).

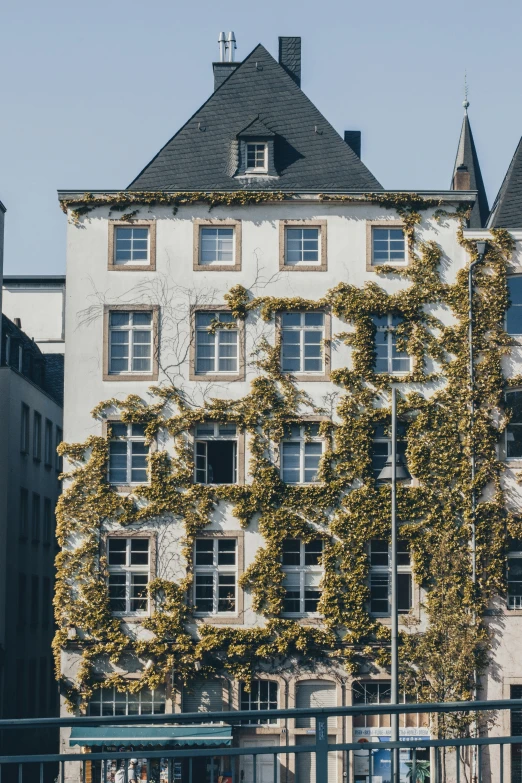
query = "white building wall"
xmin=2 ymin=277 xmax=65 ymax=353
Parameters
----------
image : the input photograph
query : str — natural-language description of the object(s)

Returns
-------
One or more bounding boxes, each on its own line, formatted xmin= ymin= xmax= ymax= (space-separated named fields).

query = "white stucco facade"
xmin=2 ymin=275 xmax=66 ymax=354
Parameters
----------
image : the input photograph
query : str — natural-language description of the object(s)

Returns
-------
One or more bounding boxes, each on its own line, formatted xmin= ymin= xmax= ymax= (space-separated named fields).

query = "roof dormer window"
xmin=246 ymin=142 xmax=267 ymax=173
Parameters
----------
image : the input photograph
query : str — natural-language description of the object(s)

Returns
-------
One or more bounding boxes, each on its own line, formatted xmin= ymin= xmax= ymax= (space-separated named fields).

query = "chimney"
xmin=453 ymin=164 xmax=471 ymax=190
xmin=344 ymin=131 xmax=361 ymax=159
xmin=213 ymin=62 xmax=240 ymax=91
xmin=278 ymin=37 xmax=301 ymax=87
xmin=14 ymin=317 xmax=21 ymax=328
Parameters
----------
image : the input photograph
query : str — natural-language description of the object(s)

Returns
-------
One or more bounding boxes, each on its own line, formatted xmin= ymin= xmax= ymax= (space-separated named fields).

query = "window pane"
xmin=130 ymin=574 xmax=148 ymax=611
xmin=304 ymin=312 xmax=324 ymax=327
xmin=282 ymin=442 xmax=300 ymax=483
xmin=130 ymin=539 xmax=149 ymax=565
xmin=110 ymin=312 xmax=129 ymax=327
xmin=398 ymin=573 xmax=412 ymax=613
xmin=370 ymin=573 xmax=389 ymax=614
xmin=195 ymin=574 xmax=214 ymax=612
xmin=217 ymin=574 xmax=236 ymax=612
xmin=218 ymin=539 xmax=236 ymax=566
xmin=282 ymin=539 xmax=301 ymax=566
xmin=108 ymin=539 xmax=126 ymax=565
xmin=370 ymin=540 xmax=388 ymax=567
xmin=283 ymin=572 xmax=301 ymax=613
xmin=282 ymin=312 xmax=301 ymax=327
xmin=507 ymin=278 xmax=522 ymax=335
xmin=304 ymin=442 xmax=322 ymax=482
xmin=109 ymin=574 xmax=126 ymax=612
xmin=304 ymin=540 xmax=323 ymax=565
xmin=195 ymin=539 xmax=214 ymax=565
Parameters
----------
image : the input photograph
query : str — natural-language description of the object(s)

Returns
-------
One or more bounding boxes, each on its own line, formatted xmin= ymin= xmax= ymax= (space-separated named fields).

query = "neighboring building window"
xmin=20 ymin=487 xmax=28 ymax=539
xmin=240 ymin=681 xmax=278 ymax=725
xmin=281 ymin=312 xmax=324 ymax=374
xmin=353 ymin=681 xmax=429 ymax=731
xmin=114 ymin=226 xmax=149 ymax=265
xmin=18 ymin=573 xmax=27 ymax=627
xmin=296 ymin=680 xmax=337 ymax=729
xmin=31 ymin=493 xmax=40 ymax=542
xmin=246 ymin=142 xmax=267 ymax=172
xmin=43 ymin=498 xmax=52 ymax=545
xmin=284 ymin=227 xmax=319 ymax=266
xmin=182 ymin=680 xmax=223 ymax=717
xmin=42 ymin=577 xmax=51 ymax=627
xmin=194 ymin=538 xmax=237 ymax=615
xmin=281 ymin=423 xmax=323 ymax=484
xmin=372 ymin=227 xmax=405 ymax=264
xmin=195 ymin=312 xmax=238 ymax=374
xmin=30 ymin=575 xmax=39 ymax=625
xmin=199 ymin=227 xmax=234 ymax=266
xmin=194 ymin=422 xmax=238 ymax=484
xmin=506 ymin=390 xmax=522 ymax=459
xmin=372 ymin=423 xmax=408 ymax=481
xmin=33 ymin=412 xmax=42 ymax=461
xmin=5 ymin=334 xmax=11 ymax=365
xmin=44 ymin=419 xmax=53 ymax=466
xmin=282 ymin=538 xmax=323 ymax=615
xmin=88 ymin=685 xmax=166 ymax=716
xmin=108 ymin=423 xmax=149 ymax=485
xmin=21 ymin=403 xmax=30 ymax=453
xmin=55 ymin=427 xmax=63 ymax=472
xmin=108 ymin=311 xmax=153 ymax=375
xmin=107 ymin=537 xmax=150 ymax=615
xmin=507 ymin=540 xmax=522 ymax=609
xmin=373 ymin=315 xmax=410 ymax=374
xmin=369 ymin=540 xmax=412 ymax=615
xmin=507 ymin=276 xmax=522 ymax=336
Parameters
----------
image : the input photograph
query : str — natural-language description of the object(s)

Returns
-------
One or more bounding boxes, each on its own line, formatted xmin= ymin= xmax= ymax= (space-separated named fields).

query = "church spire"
xmin=451 ymin=83 xmax=489 ymax=228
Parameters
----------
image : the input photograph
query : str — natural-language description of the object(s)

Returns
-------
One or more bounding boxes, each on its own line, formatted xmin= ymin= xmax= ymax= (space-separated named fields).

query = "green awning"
xmin=69 ymin=725 xmax=232 ymax=747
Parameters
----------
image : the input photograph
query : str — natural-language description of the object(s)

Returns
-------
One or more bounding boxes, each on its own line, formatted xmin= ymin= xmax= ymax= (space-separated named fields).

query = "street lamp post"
xmin=378 ymin=385 xmax=410 ymax=782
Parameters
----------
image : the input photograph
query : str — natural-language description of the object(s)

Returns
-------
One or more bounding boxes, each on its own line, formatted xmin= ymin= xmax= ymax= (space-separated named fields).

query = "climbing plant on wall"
xmin=54 ymin=193 xmax=517 ymax=717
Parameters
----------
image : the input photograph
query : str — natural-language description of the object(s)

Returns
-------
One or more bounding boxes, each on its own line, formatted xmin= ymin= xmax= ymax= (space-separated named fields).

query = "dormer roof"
xmin=128 ymin=44 xmax=382 ymax=193
xmin=237 ymin=116 xmax=275 ymax=138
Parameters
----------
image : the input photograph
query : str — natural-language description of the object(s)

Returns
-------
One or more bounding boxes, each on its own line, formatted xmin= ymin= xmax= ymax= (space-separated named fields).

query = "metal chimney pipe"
xmin=218 ymin=32 xmax=226 ymax=62
xmin=227 ymin=31 xmax=236 ymax=62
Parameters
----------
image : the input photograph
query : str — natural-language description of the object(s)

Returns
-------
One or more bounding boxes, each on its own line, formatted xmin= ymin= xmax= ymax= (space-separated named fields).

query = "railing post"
xmin=316 ymin=715 xmax=328 ymax=783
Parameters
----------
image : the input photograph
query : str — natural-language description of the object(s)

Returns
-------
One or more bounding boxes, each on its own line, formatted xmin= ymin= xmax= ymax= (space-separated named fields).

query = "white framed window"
xmin=372 ymin=227 xmax=406 ymax=264
xmin=114 ymin=226 xmax=149 ymax=265
xmin=88 ymin=685 xmax=165 ymax=716
xmin=281 ymin=311 xmax=324 ymax=373
xmin=284 ymin=227 xmax=319 ymax=266
xmin=199 ymin=227 xmax=234 ymax=265
xmin=107 ymin=537 xmax=150 ymax=615
xmin=194 ymin=422 xmax=238 ymax=484
xmin=373 ymin=315 xmax=410 ymax=374
xmin=108 ymin=423 xmax=149 ymax=485
xmin=372 ymin=423 xmax=408 ymax=481
xmin=508 ymin=541 xmax=522 ymax=609
xmin=281 ymin=423 xmax=323 ymax=484
xmin=193 ymin=538 xmax=237 ymax=615
xmin=195 ymin=312 xmax=238 ymax=374
xmin=369 ymin=540 xmax=412 ymax=615
xmin=282 ymin=538 xmax=323 ymax=615
xmin=240 ymin=681 xmax=278 ymax=725
xmin=507 ymin=276 xmax=522 ymax=336
xmin=20 ymin=403 xmax=30 ymax=453
xmin=246 ymin=142 xmax=267 ymax=172
xmin=109 ymin=311 xmax=153 ymax=375
xmin=506 ymin=390 xmax=522 ymax=459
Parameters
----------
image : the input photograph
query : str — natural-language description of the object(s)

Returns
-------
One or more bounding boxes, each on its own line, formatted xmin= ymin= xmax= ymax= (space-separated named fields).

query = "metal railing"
xmin=1 ymin=696 xmax=522 ymax=783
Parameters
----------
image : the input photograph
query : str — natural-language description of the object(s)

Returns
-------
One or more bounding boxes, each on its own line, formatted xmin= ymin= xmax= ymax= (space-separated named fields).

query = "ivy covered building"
xmin=56 ymin=34 xmax=522 ymax=783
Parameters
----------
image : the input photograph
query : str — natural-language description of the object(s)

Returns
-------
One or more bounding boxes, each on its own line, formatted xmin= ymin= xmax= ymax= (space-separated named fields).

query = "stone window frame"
xmin=289 ymin=675 xmax=342 ymax=733
xmin=108 ymin=220 xmax=157 ymax=272
xmin=101 ymin=529 xmax=158 ymax=622
xmin=276 ymin=309 xmax=331 ymax=382
xmin=366 ymin=220 xmax=410 ymax=272
xmin=191 ymin=530 xmax=245 ymax=625
xmin=191 ymin=420 xmax=246 ymax=486
xmin=189 ymin=304 xmax=246 ymax=382
xmin=102 ymin=417 xmax=157 ymax=494
xmin=193 ymin=219 xmax=242 ymax=272
xmin=500 ymin=388 xmax=522 ymax=467
xmin=102 ymin=304 xmax=160 ymax=382
xmin=279 ymin=219 xmax=327 ymax=272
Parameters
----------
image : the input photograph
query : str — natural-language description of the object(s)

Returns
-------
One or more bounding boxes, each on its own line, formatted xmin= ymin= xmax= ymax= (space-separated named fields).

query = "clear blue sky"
xmin=1 ymin=0 xmax=521 ymax=275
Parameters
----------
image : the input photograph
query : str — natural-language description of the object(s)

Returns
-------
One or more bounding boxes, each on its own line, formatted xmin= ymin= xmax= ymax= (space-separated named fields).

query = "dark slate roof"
xmin=128 ymin=44 xmax=382 ymax=192
xmin=487 ymin=137 xmax=522 ymax=228
xmin=451 ymin=112 xmax=489 ymax=227
xmin=238 ymin=116 xmax=275 ymax=137
xmin=43 ymin=353 xmax=64 ymax=407
xmin=1 ymin=315 xmax=63 ymax=406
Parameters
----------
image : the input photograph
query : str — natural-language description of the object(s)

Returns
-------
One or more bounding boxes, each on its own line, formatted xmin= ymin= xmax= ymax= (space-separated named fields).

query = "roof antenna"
xmin=227 ymin=31 xmax=237 ymax=62
xmin=218 ymin=32 xmax=226 ymax=62
xmin=463 ymin=71 xmax=469 ymax=114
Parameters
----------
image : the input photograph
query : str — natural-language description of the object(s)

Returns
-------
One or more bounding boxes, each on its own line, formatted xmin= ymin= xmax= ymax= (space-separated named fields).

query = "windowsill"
xmin=244 ymin=169 xmax=269 ymax=175
xmin=109 ymin=264 xmax=155 ymax=272
xmin=112 ymin=613 xmax=150 ymax=621
xmin=189 ymin=372 xmax=245 ymax=382
xmin=281 ymin=372 xmax=330 ymax=383
xmin=282 ymin=481 xmax=323 ymax=487
xmin=282 ymin=263 xmax=327 ymax=272
xmin=104 ymin=373 xmax=156 ymax=382
xmin=194 ymin=482 xmax=239 ymax=487
xmin=194 ymin=263 xmax=240 ymax=272
xmin=109 ymin=483 xmax=150 ymax=493
xmin=194 ymin=613 xmax=243 ymax=625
